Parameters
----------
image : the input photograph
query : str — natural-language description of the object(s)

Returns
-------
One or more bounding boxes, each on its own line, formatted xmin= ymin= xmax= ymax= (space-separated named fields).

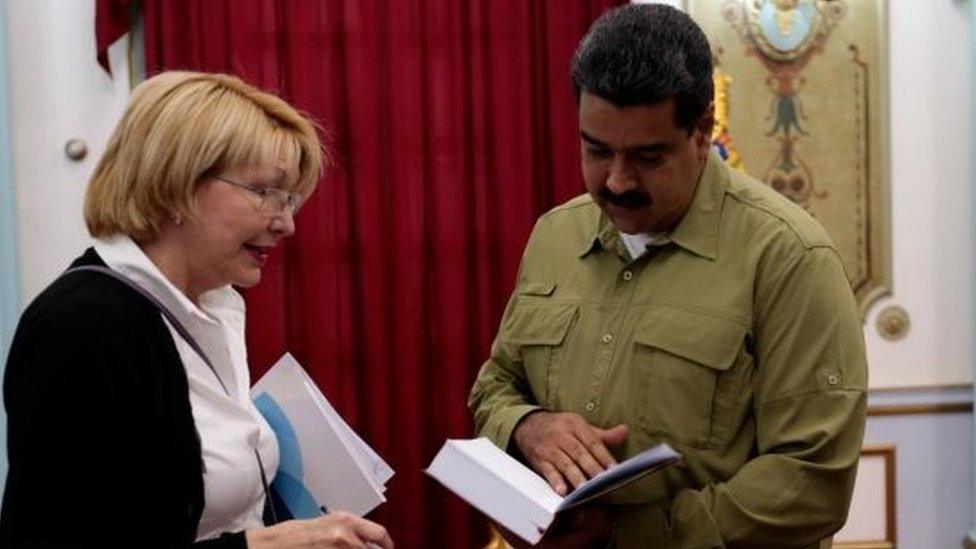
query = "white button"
xmin=827 ymin=374 xmax=839 ymax=385
xmin=601 ymin=333 xmax=613 ymax=344
xmin=622 ymin=270 xmax=633 ymax=281
xmin=585 ymin=402 xmax=595 ymax=412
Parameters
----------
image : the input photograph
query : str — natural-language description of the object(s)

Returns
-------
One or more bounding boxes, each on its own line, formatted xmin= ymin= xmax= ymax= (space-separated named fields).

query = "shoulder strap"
xmin=66 ymin=265 xmax=230 ymax=394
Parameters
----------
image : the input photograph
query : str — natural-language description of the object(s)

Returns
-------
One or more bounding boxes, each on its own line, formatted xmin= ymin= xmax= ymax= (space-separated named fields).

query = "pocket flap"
xmin=517 ymin=280 xmax=557 ymax=296
xmin=633 ymin=307 xmax=747 ymax=370
xmin=501 ymin=302 xmax=577 ymax=346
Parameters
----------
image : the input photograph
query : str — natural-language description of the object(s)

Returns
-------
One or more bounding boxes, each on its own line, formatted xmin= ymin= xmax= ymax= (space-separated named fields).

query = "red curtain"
xmin=132 ymin=1 xmax=622 ymax=546
xmin=94 ymin=0 xmax=132 ymax=73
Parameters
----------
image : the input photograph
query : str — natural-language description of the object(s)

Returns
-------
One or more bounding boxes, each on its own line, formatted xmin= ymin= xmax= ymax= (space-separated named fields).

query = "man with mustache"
xmin=469 ymin=4 xmax=867 ymax=548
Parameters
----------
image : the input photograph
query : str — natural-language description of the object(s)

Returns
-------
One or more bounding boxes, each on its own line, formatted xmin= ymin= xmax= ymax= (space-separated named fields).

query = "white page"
xmin=272 ymin=354 xmax=393 ymax=490
xmin=452 ymin=438 xmax=563 ymax=514
xmin=301 ymin=374 xmax=394 ymax=485
xmin=426 ymin=439 xmax=555 ymax=544
xmin=557 ymin=442 xmax=680 ymax=510
xmin=252 ymin=354 xmax=390 ymax=516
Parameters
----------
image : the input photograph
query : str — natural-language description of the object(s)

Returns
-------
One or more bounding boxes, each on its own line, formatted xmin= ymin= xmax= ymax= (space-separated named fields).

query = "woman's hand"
xmin=245 ymin=512 xmax=394 ymax=549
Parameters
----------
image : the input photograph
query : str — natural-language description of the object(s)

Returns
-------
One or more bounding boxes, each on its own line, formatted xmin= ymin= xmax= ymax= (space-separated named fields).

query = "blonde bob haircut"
xmin=85 ymin=71 xmax=325 ymax=242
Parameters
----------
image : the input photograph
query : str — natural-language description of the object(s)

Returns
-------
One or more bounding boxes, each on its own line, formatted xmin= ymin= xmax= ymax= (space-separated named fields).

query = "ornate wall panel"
xmin=691 ymin=0 xmax=891 ymax=316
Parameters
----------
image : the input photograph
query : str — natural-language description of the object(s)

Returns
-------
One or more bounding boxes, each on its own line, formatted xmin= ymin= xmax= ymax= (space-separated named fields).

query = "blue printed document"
xmin=426 ymin=437 xmax=680 ymax=544
xmin=252 ymin=353 xmax=394 ymax=519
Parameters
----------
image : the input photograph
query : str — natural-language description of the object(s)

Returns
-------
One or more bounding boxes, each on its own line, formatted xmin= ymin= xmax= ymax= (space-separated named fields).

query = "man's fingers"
xmin=565 ymin=438 xmax=606 ymax=478
xmin=553 ymin=449 xmax=588 ymax=489
xmin=597 ymin=423 xmax=629 ymax=447
xmin=538 ymin=460 xmax=569 ymax=495
xmin=581 ymin=423 xmax=629 ymax=468
xmin=585 ymin=438 xmax=618 ymax=469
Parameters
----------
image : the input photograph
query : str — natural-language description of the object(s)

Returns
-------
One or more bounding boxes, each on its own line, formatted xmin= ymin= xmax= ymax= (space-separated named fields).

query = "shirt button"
xmin=622 ymin=270 xmax=633 ymax=281
xmin=585 ymin=402 xmax=595 ymax=412
xmin=827 ymin=374 xmax=839 ymax=385
xmin=601 ymin=333 xmax=613 ymax=344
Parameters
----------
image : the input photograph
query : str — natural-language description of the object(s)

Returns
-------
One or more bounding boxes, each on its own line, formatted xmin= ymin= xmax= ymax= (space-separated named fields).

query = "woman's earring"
xmin=173 ymin=214 xmax=183 ymax=227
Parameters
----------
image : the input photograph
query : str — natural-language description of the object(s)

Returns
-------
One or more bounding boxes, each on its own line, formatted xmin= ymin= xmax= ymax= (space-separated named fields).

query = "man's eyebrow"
xmin=580 ymin=131 xmax=608 ymax=148
xmin=631 ymin=142 xmax=672 ymax=155
xmin=580 ymin=131 xmax=672 ymax=154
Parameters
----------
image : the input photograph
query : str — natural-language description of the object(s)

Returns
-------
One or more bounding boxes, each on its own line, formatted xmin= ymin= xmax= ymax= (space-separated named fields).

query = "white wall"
xmin=862 ymin=0 xmax=974 ymax=389
xmin=865 ymin=411 xmax=973 ymax=548
xmin=7 ymin=0 xmax=130 ymax=303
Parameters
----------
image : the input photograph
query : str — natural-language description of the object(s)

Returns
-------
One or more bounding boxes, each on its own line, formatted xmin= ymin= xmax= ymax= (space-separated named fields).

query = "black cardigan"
xmin=1 ymin=249 xmax=247 ymax=548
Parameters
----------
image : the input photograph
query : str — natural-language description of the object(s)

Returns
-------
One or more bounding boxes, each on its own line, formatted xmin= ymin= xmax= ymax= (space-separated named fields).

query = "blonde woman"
xmin=0 ymin=72 xmax=393 ymax=549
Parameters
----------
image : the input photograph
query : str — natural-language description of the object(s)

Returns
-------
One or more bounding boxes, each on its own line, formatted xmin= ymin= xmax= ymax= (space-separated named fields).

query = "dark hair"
xmin=571 ymin=4 xmax=714 ymax=131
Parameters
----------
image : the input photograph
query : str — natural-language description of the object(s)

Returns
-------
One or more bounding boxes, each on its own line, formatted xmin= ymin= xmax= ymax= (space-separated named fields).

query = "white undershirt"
xmin=94 ymin=234 xmax=279 ymax=540
xmin=619 ymin=231 xmax=666 ymax=260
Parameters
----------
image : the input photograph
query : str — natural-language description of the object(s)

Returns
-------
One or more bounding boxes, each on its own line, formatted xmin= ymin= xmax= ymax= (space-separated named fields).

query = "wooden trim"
xmin=868 ymin=402 xmax=972 ymax=416
xmin=869 ymin=383 xmax=972 ymax=393
xmin=834 ymin=445 xmax=896 ymax=548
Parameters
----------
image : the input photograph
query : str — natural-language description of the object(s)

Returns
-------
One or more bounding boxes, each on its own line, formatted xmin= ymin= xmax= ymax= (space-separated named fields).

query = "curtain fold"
xmin=134 ymin=1 xmax=623 ymax=546
xmin=94 ymin=0 xmax=133 ymax=73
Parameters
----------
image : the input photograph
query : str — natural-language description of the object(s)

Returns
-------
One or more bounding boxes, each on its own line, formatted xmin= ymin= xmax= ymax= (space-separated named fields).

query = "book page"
xmin=252 ymin=354 xmax=391 ymax=517
xmin=426 ymin=438 xmax=556 ymax=544
xmin=272 ymin=354 xmax=394 ymax=489
xmin=558 ymin=443 xmax=681 ymax=511
xmin=453 ymin=438 xmax=563 ymax=514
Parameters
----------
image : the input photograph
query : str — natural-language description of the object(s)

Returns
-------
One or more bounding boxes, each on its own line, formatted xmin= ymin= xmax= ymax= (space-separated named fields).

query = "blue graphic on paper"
xmin=254 ymin=392 xmax=324 ymax=519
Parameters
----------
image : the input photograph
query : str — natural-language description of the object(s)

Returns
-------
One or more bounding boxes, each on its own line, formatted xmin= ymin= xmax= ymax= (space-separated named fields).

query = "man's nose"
xmin=606 ymin=155 xmax=638 ymax=194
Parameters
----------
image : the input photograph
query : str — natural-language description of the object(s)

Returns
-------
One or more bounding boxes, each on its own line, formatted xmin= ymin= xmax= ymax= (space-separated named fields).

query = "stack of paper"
xmin=426 ymin=437 xmax=680 ymax=544
xmin=251 ymin=353 xmax=394 ymax=519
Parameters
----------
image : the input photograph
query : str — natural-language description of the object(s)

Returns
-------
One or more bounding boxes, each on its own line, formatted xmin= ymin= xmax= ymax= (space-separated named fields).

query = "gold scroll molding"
xmin=689 ymin=0 xmax=892 ymax=318
xmin=833 ymin=444 xmax=896 ymax=549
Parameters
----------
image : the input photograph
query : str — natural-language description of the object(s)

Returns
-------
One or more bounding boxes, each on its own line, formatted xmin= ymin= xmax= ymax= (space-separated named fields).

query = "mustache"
xmin=597 ymin=187 xmax=652 ymax=208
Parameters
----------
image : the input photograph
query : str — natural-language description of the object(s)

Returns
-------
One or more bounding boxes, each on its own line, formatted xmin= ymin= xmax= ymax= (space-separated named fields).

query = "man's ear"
xmin=695 ymin=102 xmax=716 ymax=159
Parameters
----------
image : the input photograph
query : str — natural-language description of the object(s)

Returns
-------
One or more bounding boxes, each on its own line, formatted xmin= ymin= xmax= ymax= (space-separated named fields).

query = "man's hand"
xmin=513 ymin=411 xmax=629 ymax=495
xmin=496 ymin=506 xmax=615 ymax=549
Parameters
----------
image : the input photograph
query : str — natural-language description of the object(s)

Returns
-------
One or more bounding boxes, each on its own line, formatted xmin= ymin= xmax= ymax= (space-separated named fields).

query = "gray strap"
xmin=68 ymin=265 xmax=232 ymax=393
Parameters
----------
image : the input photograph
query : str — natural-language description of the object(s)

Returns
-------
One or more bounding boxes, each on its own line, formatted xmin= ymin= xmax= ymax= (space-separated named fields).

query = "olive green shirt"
xmin=469 ymin=152 xmax=867 ymax=549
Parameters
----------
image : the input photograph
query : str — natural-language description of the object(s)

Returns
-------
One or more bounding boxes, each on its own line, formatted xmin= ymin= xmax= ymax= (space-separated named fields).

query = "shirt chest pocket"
xmin=632 ymin=307 xmax=750 ymax=450
xmin=500 ymin=283 xmax=578 ymax=406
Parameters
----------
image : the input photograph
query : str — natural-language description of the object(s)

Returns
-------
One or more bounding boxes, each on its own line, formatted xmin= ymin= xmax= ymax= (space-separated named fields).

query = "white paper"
xmin=252 ymin=353 xmax=394 ymax=518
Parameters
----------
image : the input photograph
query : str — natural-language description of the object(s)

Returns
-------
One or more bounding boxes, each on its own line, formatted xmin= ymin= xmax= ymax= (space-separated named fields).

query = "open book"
xmin=251 ymin=353 xmax=394 ymax=519
xmin=426 ymin=437 xmax=680 ymax=545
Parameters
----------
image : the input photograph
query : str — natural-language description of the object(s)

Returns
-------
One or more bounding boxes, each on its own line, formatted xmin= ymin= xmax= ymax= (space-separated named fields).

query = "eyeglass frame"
xmin=212 ymin=175 xmax=302 ymax=216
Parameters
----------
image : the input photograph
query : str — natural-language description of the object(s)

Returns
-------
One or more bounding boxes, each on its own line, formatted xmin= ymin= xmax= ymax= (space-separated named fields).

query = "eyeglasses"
xmin=213 ymin=175 xmax=302 ymax=215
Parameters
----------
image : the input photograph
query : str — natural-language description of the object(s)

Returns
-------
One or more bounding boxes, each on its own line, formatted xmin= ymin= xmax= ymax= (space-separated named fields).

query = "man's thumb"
xmin=598 ymin=423 xmax=629 ymax=446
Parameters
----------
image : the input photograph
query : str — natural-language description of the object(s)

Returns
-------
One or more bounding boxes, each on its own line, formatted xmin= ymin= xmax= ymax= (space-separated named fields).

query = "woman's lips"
xmin=244 ymin=244 xmax=270 ymax=266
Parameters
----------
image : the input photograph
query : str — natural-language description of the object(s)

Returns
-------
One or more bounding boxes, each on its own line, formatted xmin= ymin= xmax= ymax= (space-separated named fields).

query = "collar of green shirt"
xmin=579 ymin=150 xmax=729 ymax=261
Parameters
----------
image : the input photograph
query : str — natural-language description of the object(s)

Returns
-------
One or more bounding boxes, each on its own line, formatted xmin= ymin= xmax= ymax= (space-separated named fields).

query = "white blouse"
xmin=94 ymin=234 xmax=279 ymax=540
